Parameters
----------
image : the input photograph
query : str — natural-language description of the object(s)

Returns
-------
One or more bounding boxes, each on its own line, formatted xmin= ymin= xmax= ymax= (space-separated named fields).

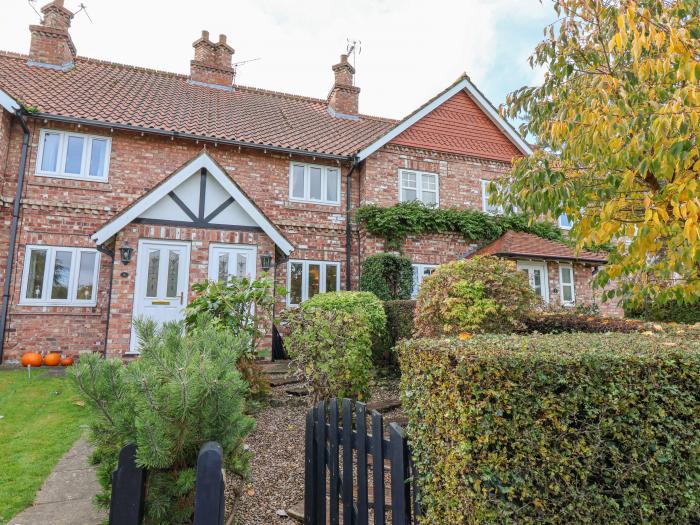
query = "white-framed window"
xmin=399 ymin=170 xmax=439 ymax=206
xmin=558 ymin=263 xmax=576 ymax=306
xmin=36 ymin=129 xmax=111 ymax=182
xmin=20 ymin=246 xmax=100 ymax=306
xmin=289 ymin=162 xmax=341 ymax=205
xmin=481 ymin=179 xmax=505 ymax=215
xmin=412 ymin=263 xmax=437 ymax=298
xmin=558 ymin=214 xmax=573 ymax=229
xmin=287 ymin=260 xmax=340 ymax=305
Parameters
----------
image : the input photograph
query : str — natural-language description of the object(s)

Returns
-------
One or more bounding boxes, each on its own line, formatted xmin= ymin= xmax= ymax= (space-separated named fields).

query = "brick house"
xmin=0 ymin=0 xmax=619 ymax=363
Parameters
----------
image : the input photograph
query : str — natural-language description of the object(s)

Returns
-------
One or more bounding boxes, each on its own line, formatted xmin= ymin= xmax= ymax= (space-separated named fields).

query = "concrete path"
xmin=10 ymin=438 xmax=106 ymax=525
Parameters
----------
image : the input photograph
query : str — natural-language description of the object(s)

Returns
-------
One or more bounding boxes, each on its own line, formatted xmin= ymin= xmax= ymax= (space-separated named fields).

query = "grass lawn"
xmin=0 ymin=367 xmax=91 ymax=524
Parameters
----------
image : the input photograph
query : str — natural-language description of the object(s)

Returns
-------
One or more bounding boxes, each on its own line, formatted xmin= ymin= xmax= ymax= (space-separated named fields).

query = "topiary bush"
xmin=415 ymin=256 xmax=537 ymax=336
xmin=70 ymin=316 xmax=254 ymax=524
xmin=283 ymin=302 xmax=373 ymax=401
xmin=383 ymin=299 xmax=416 ymax=350
xmin=400 ymin=332 xmax=700 ymax=524
xmin=359 ymin=253 xmax=414 ymax=301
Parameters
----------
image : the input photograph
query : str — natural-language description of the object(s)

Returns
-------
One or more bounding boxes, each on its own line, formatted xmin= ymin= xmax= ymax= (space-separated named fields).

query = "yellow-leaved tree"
xmin=494 ymin=0 xmax=700 ymax=307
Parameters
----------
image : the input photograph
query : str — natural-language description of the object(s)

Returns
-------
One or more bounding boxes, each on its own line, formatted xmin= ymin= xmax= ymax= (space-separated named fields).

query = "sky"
xmin=0 ymin=0 xmax=554 ymax=120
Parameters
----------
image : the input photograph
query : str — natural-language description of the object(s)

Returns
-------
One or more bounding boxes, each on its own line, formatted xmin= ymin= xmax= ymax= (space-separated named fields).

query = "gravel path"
xmin=230 ymin=376 xmax=401 ymax=525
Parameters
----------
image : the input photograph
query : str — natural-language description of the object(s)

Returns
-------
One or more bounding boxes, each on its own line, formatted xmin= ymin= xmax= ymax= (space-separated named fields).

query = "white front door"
xmin=517 ymin=261 xmax=549 ymax=303
xmin=131 ymin=240 xmax=191 ymax=352
xmin=208 ymin=243 xmax=257 ymax=282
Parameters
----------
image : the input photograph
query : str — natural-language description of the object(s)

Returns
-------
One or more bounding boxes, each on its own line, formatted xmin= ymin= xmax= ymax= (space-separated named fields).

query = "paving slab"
xmin=10 ymin=437 xmax=106 ymax=525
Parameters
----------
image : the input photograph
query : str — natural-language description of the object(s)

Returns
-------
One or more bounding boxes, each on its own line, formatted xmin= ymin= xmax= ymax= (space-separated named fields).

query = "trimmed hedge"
xmin=383 ymin=300 xmax=416 ymax=349
xmin=523 ymin=312 xmax=645 ymax=334
xmin=400 ymin=333 xmax=700 ymax=524
xmin=625 ymin=299 xmax=700 ymax=324
xmin=359 ymin=253 xmax=414 ymax=301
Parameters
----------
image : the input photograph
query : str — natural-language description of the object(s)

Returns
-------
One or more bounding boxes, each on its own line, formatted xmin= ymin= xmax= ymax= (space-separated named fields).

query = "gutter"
xmin=0 ymin=110 xmax=30 ymax=363
xmin=345 ymin=159 xmax=360 ymax=290
xmin=96 ymin=244 xmax=115 ymax=358
xmin=33 ymin=113 xmax=352 ymax=162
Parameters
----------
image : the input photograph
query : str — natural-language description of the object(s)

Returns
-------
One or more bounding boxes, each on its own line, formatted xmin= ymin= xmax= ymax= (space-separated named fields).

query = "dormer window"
xmin=289 ymin=162 xmax=341 ymax=205
xmin=36 ymin=129 xmax=111 ymax=182
xmin=399 ymin=170 xmax=438 ymax=206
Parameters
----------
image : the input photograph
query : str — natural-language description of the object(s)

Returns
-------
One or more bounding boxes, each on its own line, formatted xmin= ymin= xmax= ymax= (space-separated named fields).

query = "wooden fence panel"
xmin=356 ymin=402 xmax=369 ymax=525
xmin=193 ymin=442 xmax=225 ymax=525
xmin=109 ymin=443 xmax=145 ymax=525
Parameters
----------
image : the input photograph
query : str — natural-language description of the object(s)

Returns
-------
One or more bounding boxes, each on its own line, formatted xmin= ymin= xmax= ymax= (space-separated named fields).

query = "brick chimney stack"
xmin=190 ymin=31 xmax=236 ymax=88
xmin=327 ymin=54 xmax=360 ymax=117
xmin=28 ymin=0 xmax=76 ymax=68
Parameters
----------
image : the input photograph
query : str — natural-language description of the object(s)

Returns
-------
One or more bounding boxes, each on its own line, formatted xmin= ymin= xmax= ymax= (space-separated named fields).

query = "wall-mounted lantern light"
xmin=260 ymin=252 xmax=273 ymax=272
xmin=120 ymin=241 xmax=133 ymax=265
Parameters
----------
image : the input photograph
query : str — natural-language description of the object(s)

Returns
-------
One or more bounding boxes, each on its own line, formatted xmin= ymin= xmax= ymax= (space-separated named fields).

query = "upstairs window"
xmin=20 ymin=246 xmax=100 ymax=306
xmin=558 ymin=214 xmax=573 ymax=229
xmin=36 ymin=129 xmax=111 ymax=182
xmin=481 ymin=179 xmax=505 ymax=215
xmin=289 ymin=163 xmax=341 ymax=205
xmin=399 ymin=170 xmax=438 ymax=206
xmin=287 ymin=260 xmax=340 ymax=306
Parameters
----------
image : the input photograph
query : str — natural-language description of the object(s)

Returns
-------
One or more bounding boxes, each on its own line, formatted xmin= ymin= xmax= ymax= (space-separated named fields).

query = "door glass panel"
xmin=146 ymin=250 xmax=160 ymax=297
xmin=290 ymin=262 xmax=303 ymax=304
xmin=532 ymin=269 xmax=542 ymax=295
xmin=236 ymin=254 xmax=247 ymax=278
xmin=309 ymin=167 xmax=322 ymax=200
xmin=64 ymin=136 xmax=85 ymax=174
xmin=326 ymin=169 xmax=339 ymax=202
xmin=292 ymin=165 xmax=305 ymax=198
xmin=76 ymin=252 xmax=96 ymax=300
xmin=26 ymin=249 xmax=47 ymax=299
xmin=325 ymin=264 xmax=338 ymax=292
xmin=308 ymin=263 xmax=320 ymax=299
xmin=217 ymin=253 xmax=229 ymax=282
xmin=40 ymin=133 xmax=60 ymax=172
xmin=166 ymin=250 xmax=180 ymax=298
xmin=89 ymin=139 xmax=108 ymax=177
xmin=563 ymin=285 xmax=573 ymax=302
xmin=50 ymin=250 xmax=72 ymax=300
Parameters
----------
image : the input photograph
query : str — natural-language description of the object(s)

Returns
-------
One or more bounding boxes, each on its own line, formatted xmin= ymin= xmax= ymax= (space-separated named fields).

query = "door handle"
xmin=179 ymin=291 xmax=184 ymax=305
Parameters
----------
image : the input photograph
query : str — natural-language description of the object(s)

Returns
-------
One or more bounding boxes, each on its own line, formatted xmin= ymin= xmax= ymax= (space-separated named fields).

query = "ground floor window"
xmin=412 ymin=263 xmax=437 ymax=298
xmin=516 ymin=260 xmax=549 ymax=303
xmin=558 ymin=263 xmax=576 ymax=305
xmin=287 ymin=260 xmax=340 ymax=306
xmin=20 ymin=245 xmax=100 ymax=306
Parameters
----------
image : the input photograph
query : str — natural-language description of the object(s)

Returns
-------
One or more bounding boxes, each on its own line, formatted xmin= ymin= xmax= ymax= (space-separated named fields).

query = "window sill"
xmin=35 ymin=171 xmax=109 ymax=184
xmin=288 ymin=197 xmax=341 ymax=207
xmin=18 ymin=301 xmax=98 ymax=308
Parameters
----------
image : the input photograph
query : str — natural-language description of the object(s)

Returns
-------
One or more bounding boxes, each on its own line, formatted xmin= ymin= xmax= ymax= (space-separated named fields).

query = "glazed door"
xmin=517 ymin=261 xmax=549 ymax=303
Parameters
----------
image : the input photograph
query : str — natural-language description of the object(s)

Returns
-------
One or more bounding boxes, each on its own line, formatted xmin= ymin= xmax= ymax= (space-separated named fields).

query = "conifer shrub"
xmin=415 ymin=256 xmax=537 ymax=336
xmin=70 ymin=317 xmax=254 ymax=524
xmin=283 ymin=291 xmax=381 ymax=400
xmin=359 ymin=252 xmax=414 ymax=301
xmin=400 ymin=333 xmax=700 ymax=524
xmin=383 ymin=299 xmax=416 ymax=352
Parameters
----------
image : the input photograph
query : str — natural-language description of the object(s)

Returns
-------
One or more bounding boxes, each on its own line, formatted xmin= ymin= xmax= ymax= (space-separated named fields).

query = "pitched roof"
xmin=0 ymin=51 xmax=395 ymax=158
xmin=356 ymin=75 xmax=532 ymax=161
xmin=472 ymin=231 xmax=608 ymax=264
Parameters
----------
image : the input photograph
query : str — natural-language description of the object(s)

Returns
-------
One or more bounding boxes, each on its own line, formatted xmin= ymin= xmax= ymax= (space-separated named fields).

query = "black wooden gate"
xmin=304 ymin=398 xmax=419 ymax=525
xmin=109 ymin=441 xmax=225 ymax=525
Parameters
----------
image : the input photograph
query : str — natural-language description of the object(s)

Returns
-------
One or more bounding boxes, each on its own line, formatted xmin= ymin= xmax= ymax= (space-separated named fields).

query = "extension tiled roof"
xmin=0 ymin=51 xmax=396 ymax=157
xmin=473 ymin=231 xmax=608 ymax=264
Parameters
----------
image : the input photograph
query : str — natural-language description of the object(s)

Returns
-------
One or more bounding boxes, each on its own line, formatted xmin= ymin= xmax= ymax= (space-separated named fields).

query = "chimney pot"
xmin=190 ymin=30 xmax=235 ymax=88
xmin=201 ymin=30 xmax=210 ymax=40
xmin=28 ymin=0 xmax=76 ymax=67
xmin=219 ymin=34 xmax=227 ymax=45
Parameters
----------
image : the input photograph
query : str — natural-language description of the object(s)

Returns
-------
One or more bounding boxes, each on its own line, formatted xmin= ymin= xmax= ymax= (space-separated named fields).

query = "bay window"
xmin=36 ymin=129 xmax=111 ymax=181
xmin=21 ymin=246 xmax=100 ymax=305
xmin=287 ymin=260 xmax=340 ymax=305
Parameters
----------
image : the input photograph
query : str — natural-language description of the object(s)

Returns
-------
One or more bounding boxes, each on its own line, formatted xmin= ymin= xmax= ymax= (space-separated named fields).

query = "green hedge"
xmin=359 ymin=253 xmax=414 ymax=301
xmin=400 ymin=333 xmax=700 ymax=524
xmin=625 ymin=299 xmax=700 ymax=324
xmin=383 ymin=299 xmax=416 ymax=349
xmin=523 ymin=312 xmax=645 ymax=334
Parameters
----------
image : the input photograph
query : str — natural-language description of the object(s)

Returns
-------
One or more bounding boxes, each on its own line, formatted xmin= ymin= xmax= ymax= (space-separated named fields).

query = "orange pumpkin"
xmin=60 ymin=356 xmax=74 ymax=366
xmin=43 ymin=353 xmax=61 ymax=367
xmin=21 ymin=352 xmax=42 ymax=367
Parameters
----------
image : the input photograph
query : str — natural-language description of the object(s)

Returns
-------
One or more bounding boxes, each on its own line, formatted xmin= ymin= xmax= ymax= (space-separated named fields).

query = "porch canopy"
xmin=91 ymin=151 xmax=294 ymax=255
xmin=472 ymin=231 xmax=607 ymax=264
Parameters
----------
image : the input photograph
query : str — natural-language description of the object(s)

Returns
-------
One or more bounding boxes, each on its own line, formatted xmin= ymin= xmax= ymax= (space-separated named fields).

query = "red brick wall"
xmin=544 ymin=260 xmax=623 ymax=316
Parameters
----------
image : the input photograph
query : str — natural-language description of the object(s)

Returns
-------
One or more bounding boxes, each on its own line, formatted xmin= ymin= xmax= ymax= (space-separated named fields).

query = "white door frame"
xmin=130 ymin=239 xmax=191 ymax=353
xmin=516 ymin=260 xmax=550 ymax=303
xmin=207 ymin=243 xmax=257 ymax=282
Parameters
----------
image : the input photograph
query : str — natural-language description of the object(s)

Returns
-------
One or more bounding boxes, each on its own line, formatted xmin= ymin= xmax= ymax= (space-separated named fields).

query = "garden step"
xmin=285 ymin=385 xmax=311 ymax=396
xmin=257 ymin=360 xmax=292 ymax=375
xmin=382 ymin=414 xmax=409 ymax=428
xmin=268 ymin=375 xmax=302 ymax=387
xmin=366 ymin=398 xmax=402 ymax=413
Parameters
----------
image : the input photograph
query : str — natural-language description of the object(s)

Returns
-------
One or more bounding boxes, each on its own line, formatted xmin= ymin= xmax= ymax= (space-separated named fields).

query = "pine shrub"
xmin=415 ymin=256 xmax=537 ymax=336
xmin=70 ymin=317 xmax=255 ymax=524
xmin=359 ymin=253 xmax=414 ymax=301
xmin=400 ymin=332 xmax=700 ymax=524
